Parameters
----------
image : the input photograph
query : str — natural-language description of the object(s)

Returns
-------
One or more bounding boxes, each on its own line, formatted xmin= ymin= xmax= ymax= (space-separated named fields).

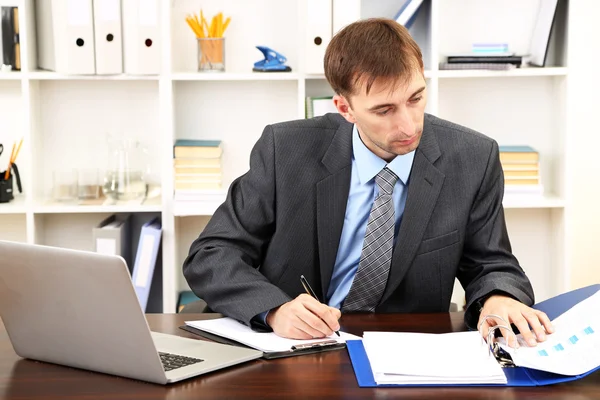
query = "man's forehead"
xmin=354 ymin=71 xmax=424 ymax=97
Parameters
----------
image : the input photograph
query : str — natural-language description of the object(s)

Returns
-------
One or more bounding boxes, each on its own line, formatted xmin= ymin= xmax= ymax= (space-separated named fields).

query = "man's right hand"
xmin=266 ymin=294 xmax=341 ymax=339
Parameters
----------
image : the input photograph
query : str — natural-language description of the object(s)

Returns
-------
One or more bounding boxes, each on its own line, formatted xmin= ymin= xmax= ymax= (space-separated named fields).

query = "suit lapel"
xmin=380 ymin=116 xmax=445 ymax=304
xmin=317 ymin=118 xmax=353 ymax=299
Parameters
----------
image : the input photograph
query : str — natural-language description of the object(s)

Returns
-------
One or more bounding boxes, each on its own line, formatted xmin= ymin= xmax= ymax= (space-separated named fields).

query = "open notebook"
xmin=348 ymin=284 xmax=600 ymax=387
xmin=184 ymin=317 xmax=360 ymax=359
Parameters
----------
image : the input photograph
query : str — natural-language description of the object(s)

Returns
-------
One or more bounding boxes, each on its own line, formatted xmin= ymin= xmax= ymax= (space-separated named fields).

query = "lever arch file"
xmin=182 ymin=317 xmax=357 ymax=359
xmin=347 ymin=284 xmax=600 ymax=387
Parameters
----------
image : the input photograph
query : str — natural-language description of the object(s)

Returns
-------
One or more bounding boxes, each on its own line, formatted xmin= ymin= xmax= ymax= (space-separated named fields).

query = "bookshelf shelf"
xmin=26 ymin=71 xmax=160 ymax=81
xmin=1 ymin=0 xmax=592 ymax=313
xmin=0 ymin=71 xmax=22 ymax=80
xmin=0 ymin=196 xmax=27 ymax=214
xmin=171 ymin=72 xmax=302 ymax=81
xmin=437 ymin=67 xmax=568 ymax=79
xmin=32 ymin=198 xmax=162 ymax=214
xmin=503 ymin=194 xmax=565 ymax=209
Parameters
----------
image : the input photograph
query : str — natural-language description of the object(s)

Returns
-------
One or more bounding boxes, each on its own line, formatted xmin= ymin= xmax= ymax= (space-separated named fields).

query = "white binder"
xmin=36 ymin=0 xmax=96 ymax=74
xmin=332 ymin=0 xmax=360 ymax=35
xmin=92 ymin=0 xmax=123 ymax=74
xmin=121 ymin=0 xmax=160 ymax=75
xmin=304 ymin=0 xmax=332 ymax=74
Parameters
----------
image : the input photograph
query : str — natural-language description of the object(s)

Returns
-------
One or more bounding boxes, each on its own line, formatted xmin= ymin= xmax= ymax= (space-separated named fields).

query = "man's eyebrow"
xmin=367 ymin=86 xmax=426 ymax=112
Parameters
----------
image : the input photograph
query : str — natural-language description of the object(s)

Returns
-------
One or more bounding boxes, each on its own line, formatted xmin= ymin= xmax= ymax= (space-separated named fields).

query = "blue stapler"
xmin=253 ymin=46 xmax=292 ymax=72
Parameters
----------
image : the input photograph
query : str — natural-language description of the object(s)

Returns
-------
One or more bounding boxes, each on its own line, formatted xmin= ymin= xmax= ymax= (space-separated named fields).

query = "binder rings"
xmin=131 ymin=217 xmax=162 ymax=311
xmin=36 ymin=0 xmax=96 ymax=74
xmin=92 ymin=0 xmax=123 ymax=74
xmin=180 ymin=317 xmax=353 ymax=359
xmin=348 ymin=284 xmax=600 ymax=387
xmin=122 ymin=0 xmax=160 ymax=75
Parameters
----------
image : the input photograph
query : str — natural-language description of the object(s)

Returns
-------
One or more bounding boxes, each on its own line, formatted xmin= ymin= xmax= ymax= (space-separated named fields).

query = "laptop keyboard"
xmin=159 ymin=352 xmax=204 ymax=371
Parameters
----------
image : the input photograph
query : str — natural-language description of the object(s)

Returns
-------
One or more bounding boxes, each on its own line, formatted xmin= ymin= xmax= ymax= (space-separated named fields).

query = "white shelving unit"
xmin=0 ymin=0 xmax=587 ymax=312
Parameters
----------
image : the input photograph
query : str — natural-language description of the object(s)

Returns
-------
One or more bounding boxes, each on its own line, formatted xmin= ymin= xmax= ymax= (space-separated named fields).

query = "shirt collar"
xmin=352 ymin=124 xmax=415 ymax=185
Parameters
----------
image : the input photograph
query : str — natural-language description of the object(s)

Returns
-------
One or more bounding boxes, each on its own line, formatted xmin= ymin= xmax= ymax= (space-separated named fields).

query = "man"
xmin=183 ymin=18 xmax=553 ymax=348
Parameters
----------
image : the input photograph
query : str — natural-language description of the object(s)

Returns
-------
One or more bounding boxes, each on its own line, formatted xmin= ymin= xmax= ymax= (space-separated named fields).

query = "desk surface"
xmin=0 ymin=312 xmax=598 ymax=399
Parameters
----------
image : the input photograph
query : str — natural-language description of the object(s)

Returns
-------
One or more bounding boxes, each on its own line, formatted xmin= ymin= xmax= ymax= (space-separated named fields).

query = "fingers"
xmin=303 ymin=299 xmax=341 ymax=333
xmin=269 ymin=294 xmax=341 ymax=339
xmin=536 ymin=310 xmax=554 ymax=334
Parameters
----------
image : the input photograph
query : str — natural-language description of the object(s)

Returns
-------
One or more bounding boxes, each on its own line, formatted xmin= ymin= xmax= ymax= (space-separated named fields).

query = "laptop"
xmin=0 ymin=240 xmax=263 ymax=384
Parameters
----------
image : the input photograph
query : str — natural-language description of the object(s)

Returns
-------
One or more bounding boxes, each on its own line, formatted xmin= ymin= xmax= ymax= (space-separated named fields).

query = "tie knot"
xmin=375 ymin=167 xmax=398 ymax=195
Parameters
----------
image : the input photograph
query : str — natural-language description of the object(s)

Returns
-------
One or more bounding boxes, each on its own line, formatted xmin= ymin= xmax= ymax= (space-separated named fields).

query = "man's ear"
xmin=333 ymin=95 xmax=357 ymax=124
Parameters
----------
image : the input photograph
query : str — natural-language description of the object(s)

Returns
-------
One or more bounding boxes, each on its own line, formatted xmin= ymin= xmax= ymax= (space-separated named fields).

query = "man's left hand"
xmin=477 ymin=295 xmax=554 ymax=348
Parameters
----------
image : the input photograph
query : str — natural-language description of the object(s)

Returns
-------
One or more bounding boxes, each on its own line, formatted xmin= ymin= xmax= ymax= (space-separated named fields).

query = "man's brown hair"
xmin=324 ymin=18 xmax=423 ymax=99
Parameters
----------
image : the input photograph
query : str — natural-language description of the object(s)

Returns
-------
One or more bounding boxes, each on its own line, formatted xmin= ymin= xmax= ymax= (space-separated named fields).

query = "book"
xmin=505 ymin=178 xmax=540 ymax=186
xmin=503 ymin=170 xmax=539 ymax=178
xmin=439 ymin=63 xmax=517 ymax=71
xmin=393 ymin=0 xmax=424 ymax=29
xmin=1 ymin=6 xmax=20 ymax=71
xmin=174 ymin=181 xmax=222 ymax=190
xmin=174 ymin=166 xmax=221 ymax=175
xmin=173 ymin=139 xmax=223 ymax=159
xmin=499 ymin=145 xmax=539 ymax=163
xmin=446 ymin=55 xmax=522 ymax=65
xmin=528 ymin=0 xmax=559 ymax=67
xmin=173 ymin=158 xmax=222 ymax=167
xmin=182 ymin=317 xmax=360 ymax=359
xmin=348 ymin=285 xmax=600 ymax=387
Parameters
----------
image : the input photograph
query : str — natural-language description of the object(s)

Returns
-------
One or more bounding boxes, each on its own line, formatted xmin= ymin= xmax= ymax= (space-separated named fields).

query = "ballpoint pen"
xmin=300 ymin=275 xmax=340 ymax=337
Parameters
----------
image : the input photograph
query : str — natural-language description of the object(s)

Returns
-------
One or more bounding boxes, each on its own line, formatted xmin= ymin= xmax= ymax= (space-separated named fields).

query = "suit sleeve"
xmin=182 ymin=125 xmax=292 ymax=326
xmin=458 ymin=140 xmax=535 ymax=329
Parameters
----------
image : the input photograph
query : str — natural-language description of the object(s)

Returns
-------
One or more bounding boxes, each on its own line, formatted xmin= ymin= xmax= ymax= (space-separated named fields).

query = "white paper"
xmin=499 ymin=291 xmax=600 ymax=376
xmin=363 ymin=331 xmax=507 ymax=385
xmin=185 ymin=317 xmax=360 ymax=353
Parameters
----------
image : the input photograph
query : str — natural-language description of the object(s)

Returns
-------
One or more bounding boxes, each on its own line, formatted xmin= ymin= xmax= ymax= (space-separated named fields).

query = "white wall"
xmin=567 ymin=0 xmax=600 ymax=288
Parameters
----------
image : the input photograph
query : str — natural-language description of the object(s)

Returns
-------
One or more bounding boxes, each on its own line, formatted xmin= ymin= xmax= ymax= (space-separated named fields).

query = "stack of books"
xmin=440 ymin=53 xmax=522 ymax=71
xmin=499 ymin=145 xmax=543 ymax=195
xmin=173 ymin=139 xmax=223 ymax=191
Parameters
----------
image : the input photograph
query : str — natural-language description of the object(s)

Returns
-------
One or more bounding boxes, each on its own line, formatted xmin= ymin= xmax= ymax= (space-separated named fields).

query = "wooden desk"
xmin=0 ymin=312 xmax=598 ymax=399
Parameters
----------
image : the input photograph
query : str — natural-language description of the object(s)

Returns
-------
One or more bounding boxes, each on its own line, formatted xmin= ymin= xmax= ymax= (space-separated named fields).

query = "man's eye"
xmin=377 ymin=109 xmax=390 ymax=116
xmin=409 ymin=96 xmax=422 ymax=104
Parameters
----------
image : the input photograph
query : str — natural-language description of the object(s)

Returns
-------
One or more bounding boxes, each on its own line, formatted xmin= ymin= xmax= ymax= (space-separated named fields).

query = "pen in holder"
xmin=0 ymin=163 xmax=23 ymax=203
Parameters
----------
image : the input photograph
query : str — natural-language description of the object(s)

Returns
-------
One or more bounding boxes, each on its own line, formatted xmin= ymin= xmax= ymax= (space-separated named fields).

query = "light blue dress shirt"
xmin=326 ymin=125 xmax=415 ymax=309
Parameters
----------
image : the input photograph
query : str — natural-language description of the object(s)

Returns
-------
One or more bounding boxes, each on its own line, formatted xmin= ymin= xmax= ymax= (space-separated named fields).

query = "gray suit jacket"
xmin=183 ymin=113 xmax=534 ymax=328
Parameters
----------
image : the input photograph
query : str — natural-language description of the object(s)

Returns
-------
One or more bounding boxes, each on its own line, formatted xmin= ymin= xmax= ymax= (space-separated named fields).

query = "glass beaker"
xmin=102 ymin=137 xmax=149 ymax=202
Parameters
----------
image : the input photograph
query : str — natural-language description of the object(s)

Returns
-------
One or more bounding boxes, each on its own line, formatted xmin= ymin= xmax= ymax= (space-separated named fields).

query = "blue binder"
xmin=347 ymin=284 xmax=600 ymax=387
xmin=131 ymin=218 xmax=162 ymax=312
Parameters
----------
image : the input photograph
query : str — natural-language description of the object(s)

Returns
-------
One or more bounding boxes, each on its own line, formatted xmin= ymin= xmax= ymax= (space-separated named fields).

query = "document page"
xmin=185 ymin=317 xmax=360 ymax=353
xmin=363 ymin=331 xmax=507 ymax=385
xmin=499 ymin=291 xmax=600 ymax=376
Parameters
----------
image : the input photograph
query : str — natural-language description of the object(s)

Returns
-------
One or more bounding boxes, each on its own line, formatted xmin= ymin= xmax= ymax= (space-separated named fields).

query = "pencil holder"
xmin=0 ymin=163 xmax=22 ymax=203
xmin=0 ymin=174 xmax=14 ymax=203
xmin=197 ymin=38 xmax=225 ymax=72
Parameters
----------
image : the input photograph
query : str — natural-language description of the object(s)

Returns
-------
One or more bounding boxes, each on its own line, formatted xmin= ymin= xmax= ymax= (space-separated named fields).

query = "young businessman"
xmin=183 ymin=18 xmax=553 ymax=347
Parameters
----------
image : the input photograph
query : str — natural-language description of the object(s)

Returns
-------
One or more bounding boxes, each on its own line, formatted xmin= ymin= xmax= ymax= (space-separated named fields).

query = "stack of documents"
xmin=498 ymin=291 xmax=600 ymax=376
xmin=362 ymin=331 xmax=507 ymax=385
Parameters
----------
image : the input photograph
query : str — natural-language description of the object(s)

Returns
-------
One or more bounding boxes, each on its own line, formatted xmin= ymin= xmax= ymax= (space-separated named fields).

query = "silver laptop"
xmin=0 ymin=240 xmax=262 ymax=384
